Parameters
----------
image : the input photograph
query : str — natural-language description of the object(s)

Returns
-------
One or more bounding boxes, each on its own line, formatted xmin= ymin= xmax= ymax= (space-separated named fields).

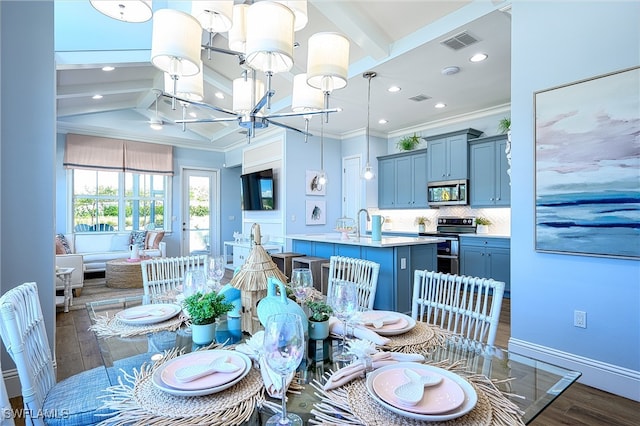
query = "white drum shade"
xmin=164 ymin=61 xmax=204 ymax=101
xmin=245 ymin=1 xmax=294 ymax=73
xmin=191 ymin=1 xmax=233 ymax=33
xmin=90 ymin=0 xmax=152 ymax=23
xmin=307 ymin=32 xmax=349 ymax=92
xmin=233 ymin=77 xmax=266 ymax=113
xmin=151 ymin=9 xmax=202 ymax=77
xmin=292 ymin=73 xmax=323 ymax=112
xmin=276 ymin=0 xmax=308 ymax=31
xmin=228 ymin=4 xmax=249 ymax=53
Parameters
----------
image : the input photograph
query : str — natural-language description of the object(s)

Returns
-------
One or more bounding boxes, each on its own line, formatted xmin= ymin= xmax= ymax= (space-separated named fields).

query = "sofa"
xmin=55 ymin=231 xmax=167 ymax=292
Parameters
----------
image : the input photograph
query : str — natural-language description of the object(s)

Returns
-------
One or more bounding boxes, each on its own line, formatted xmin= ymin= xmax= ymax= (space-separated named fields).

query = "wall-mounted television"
xmin=241 ymin=168 xmax=275 ymax=211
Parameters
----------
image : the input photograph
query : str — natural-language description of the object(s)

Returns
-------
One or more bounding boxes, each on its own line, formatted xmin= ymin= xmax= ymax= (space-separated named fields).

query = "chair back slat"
xmin=411 ymin=270 xmax=505 ymax=346
xmin=327 ymin=256 xmax=380 ymax=310
xmin=141 ymin=255 xmax=208 ymax=304
xmin=0 ymin=282 xmax=55 ymax=426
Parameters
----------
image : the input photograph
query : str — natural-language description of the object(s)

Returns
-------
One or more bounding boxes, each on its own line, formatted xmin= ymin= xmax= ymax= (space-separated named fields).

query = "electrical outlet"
xmin=400 ymin=258 xmax=406 ymax=269
xmin=574 ymin=310 xmax=587 ymax=328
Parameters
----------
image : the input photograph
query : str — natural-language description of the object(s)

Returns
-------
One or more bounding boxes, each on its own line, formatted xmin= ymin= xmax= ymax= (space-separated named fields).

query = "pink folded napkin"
xmin=329 ymin=317 xmax=391 ymax=346
xmin=323 ymin=352 xmax=425 ymax=391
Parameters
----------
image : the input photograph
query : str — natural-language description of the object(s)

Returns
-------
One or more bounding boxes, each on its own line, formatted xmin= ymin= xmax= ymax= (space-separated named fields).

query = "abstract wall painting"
xmin=535 ymin=66 xmax=639 ymax=259
xmin=305 ymin=200 xmax=326 ymax=225
xmin=305 ymin=170 xmax=326 ymax=195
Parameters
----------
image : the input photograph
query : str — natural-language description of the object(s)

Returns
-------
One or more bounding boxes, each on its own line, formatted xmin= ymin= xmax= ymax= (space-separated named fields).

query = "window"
xmin=71 ymin=169 xmax=170 ymax=232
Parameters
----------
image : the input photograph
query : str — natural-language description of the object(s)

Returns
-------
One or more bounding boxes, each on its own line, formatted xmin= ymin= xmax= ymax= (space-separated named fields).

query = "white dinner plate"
xmin=115 ymin=303 xmax=182 ymax=325
xmin=160 ymin=350 xmax=248 ymax=391
xmin=365 ymin=362 xmax=477 ymax=421
xmin=152 ymin=350 xmax=251 ymax=397
xmin=358 ymin=310 xmax=417 ymax=336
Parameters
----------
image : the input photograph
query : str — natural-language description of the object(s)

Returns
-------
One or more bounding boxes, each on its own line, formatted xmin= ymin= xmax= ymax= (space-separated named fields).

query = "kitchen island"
xmin=287 ymin=234 xmax=443 ymax=313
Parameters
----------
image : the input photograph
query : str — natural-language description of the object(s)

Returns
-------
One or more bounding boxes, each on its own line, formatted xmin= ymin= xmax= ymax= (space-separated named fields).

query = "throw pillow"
xmin=56 ymin=234 xmax=72 ymax=254
xmin=110 ymin=233 xmax=131 ymax=251
xmin=130 ymin=230 xmax=147 ymax=249
xmin=145 ymin=231 xmax=165 ymax=249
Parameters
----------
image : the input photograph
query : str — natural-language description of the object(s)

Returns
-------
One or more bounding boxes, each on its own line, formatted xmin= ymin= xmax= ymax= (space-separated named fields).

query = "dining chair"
xmin=0 ymin=282 xmax=113 ymax=425
xmin=327 ymin=256 xmax=380 ymax=310
xmin=411 ymin=270 xmax=505 ymax=346
xmin=141 ymin=254 xmax=208 ymax=304
xmin=1 ymin=353 xmax=15 ymax=426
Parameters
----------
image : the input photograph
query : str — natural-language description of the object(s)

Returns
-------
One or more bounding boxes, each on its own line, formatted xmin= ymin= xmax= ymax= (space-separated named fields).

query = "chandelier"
xmin=140 ymin=0 xmax=350 ymax=141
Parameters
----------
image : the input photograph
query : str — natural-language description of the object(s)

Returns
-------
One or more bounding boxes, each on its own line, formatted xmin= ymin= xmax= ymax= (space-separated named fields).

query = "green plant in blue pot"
xmin=306 ymin=300 xmax=333 ymax=340
xmin=184 ymin=291 xmax=233 ymax=345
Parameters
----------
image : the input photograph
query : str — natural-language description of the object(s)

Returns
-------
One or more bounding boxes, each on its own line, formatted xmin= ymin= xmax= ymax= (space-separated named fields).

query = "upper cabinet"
xmin=378 ymin=149 xmax=428 ymax=209
xmin=469 ymin=134 xmax=511 ymax=207
xmin=425 ymin=128 xmax=482 ymax=182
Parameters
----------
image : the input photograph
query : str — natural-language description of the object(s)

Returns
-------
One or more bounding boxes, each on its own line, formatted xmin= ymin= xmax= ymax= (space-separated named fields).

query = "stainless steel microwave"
xmin=427 ymin=179 xmax=468 ymax=206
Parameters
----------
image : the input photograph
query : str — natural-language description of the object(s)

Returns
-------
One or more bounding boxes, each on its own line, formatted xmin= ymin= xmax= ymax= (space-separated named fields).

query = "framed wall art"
xmin=535 ymin=66 xmax=639 ymax=259
xmin=305 ymin=170 xmax=326 ymax=195
xmin=305 ymin=199 xmax=326 ymax=225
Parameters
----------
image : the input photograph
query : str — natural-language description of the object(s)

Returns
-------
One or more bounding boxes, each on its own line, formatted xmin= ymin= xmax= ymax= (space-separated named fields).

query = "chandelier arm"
xmin=251 ymin=90 xmax=275 ymax=115
xmin=201 ymin=44 xmax=245 ymax=59
xmin=266 ymin=119 xmax=313 ymax=136
xmin=264 ymin=108 xmax=339 ymax=119
xmin=175 ymin=117 xmax=240 ymax=124
xmin=159 ymin=91 xmax=237 ymax=116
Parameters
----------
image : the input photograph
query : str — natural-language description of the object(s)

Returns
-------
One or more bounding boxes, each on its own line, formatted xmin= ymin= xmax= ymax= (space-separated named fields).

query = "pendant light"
xmin=90 ymin=0 xmax=152 ymax=23
xmin=362 ymin=71 xmax=377 ymax=180
xmin=318 ymin=119 xmax=328 ymax=185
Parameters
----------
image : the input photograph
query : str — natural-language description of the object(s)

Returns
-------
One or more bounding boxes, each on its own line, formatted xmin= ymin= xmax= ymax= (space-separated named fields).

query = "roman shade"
xmin=64 ymin=134 xmax=173 ymax=175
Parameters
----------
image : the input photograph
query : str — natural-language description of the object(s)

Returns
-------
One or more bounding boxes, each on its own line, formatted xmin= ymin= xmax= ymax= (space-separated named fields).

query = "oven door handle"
xmin=437 ymin=255 xmax=458 ymax=259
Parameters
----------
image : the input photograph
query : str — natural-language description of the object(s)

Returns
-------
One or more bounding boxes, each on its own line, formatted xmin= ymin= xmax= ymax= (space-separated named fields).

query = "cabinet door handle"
xmin=496 ymin=197 xmax=501 ymax=200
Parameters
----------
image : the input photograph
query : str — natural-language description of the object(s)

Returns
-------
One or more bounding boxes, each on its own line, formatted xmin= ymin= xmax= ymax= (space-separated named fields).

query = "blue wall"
xmin=510 ymin=1 xmax=639 ymax=399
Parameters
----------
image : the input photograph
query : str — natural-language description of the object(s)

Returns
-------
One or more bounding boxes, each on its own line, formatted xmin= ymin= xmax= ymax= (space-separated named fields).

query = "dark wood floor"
xmin=9 ymin=296 xmax=639 ymax=425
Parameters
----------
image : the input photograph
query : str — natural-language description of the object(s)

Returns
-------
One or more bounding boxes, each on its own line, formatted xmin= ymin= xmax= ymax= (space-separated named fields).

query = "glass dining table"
xmin=87 ymin=296 xmax=581 ymax=425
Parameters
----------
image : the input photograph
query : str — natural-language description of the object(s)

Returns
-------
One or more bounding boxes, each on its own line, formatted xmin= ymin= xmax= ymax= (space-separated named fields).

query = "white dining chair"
xmin=327 ymin=256 xmax=380 ymax=311
xmin=411 ymin=269 xmax=505 ymax=346
xmin=141 ymin=254 xmax=208 ymax=304
xmin=0 ymin=282 xmax=113 ymax=425
xmin=1 ymin=351 xmax=15 ymax=426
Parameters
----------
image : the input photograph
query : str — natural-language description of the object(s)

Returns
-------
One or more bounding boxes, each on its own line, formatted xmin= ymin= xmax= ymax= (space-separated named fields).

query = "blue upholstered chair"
xmin=0 ymin=282 xmax=114 ymax=425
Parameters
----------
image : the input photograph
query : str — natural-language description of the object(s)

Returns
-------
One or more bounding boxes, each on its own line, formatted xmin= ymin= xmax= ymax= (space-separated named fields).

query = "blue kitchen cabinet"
xmin=469 ymin=134 xmax=511 ymax=207
xmin=459 ymin=236 xmax=510 ymax=297
xmin=378 ymin=157 xmax=396 ymax=208
xmin=377 ymin=149 xmax=428 ymax=209
xmin=425 ymin=128 xmax=482 ymax=182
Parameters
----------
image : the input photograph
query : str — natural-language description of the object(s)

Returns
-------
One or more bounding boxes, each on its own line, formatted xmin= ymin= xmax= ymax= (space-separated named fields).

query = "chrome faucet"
xmin=356 ymin=209 xmax=370 ymax=238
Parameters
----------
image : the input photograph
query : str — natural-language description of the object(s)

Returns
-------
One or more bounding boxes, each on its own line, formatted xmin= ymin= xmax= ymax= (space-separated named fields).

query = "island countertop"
xmin=286 ymin=233 xmax=444 ymax=247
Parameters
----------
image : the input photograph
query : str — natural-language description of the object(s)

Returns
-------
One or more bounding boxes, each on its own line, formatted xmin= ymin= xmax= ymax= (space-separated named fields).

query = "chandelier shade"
xmin=191 ymin=1 xmax=234 ymax=33
xmin=163 ymin=61 xmax=204 ymax=101
xmin=233 ymin=77 xmax=266 ymax=114
xmin=90 ymin=0 xmax=152 ymax=23
xmin=245 ymin=1 xmax=295 ymax=74
xmin=292 ymin=73 xmax=324 ymax=113
xmin=228 ymin=4 xmax=249 ymax=53
xmin=151 ymin=9 xmax=202 ymax=78
xmin=276 ymin=0 xmax=308 ymax=31
xmin=307 ymin=32 xmax=349 ymax=93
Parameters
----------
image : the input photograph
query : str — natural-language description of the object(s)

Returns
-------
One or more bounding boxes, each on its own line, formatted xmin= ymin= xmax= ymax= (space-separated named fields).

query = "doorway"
xmin=181 ymin=168 xmax=220 ymax=256
xmin=342 ymin=155 xmax=362 ymax=221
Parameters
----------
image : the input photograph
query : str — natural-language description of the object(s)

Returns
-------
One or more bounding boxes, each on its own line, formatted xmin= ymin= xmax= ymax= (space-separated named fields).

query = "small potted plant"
xmin=305 ymin=300 xmax=333 ymax=340
xmin=184 ymin=291 xmax=234 ymax=345
xmin=476 ymin=217 xmax=491 ymax=234
xmin=415 ymin=216 xmax=429 ymax=233
xmin=396 ymin=134 xmax=421 ymax=151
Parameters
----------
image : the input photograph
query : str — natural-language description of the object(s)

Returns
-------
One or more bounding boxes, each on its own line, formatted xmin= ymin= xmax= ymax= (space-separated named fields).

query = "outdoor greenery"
xmin=305 ymin=300 xmax=333 ymax=322
xmin=184 ymin=292 xmax=234 ymax=325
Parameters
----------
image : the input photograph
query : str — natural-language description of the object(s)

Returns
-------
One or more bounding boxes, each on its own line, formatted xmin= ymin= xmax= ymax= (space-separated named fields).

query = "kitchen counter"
xmin=286 ymin=233 xmax=444 ymax=247
xmin=458 ymin=233 xmax=511 ymax=239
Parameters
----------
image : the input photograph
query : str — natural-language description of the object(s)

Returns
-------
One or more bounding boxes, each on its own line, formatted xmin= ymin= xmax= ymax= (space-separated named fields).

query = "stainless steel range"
xmin=419 ymin=217 xmax=477 ymax=275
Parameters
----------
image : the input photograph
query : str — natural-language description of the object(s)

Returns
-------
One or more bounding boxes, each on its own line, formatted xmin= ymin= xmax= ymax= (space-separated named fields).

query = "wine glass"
xmin=262 ymin=313 xmax=305 ymax=426
xmin=328 ymin=280 xmax=358 ymax=362
xmin=208 ymin=255 xmax=226 ymax=291
xmin=184 ymin=270 xmax=207 ymax=298
xmin=290 ymin=268 xmax=313 ymax=303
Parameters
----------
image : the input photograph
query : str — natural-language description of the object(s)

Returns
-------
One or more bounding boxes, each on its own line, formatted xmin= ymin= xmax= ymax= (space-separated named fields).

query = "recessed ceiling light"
xmin=441 ymin=66 xmax=460 ymax=76
xmin=214 ymin=92 xmax=225 ymax=99
xmin=92 ymin=94 xmax=103 ymax=100
xmin=101 ymin=66 xmax=115 ymax=71
xmin=434 ymin=102 xmax=446 ymax=109
xmin=387 ymin=86 xmax=401 ymax=93
xmin=470 ymin=53 xmax=488 ymax=62
xmin=378 ymin=119 xmax=388 ymax=124
xmin=149 ymin=119 xmax=163 ymax=130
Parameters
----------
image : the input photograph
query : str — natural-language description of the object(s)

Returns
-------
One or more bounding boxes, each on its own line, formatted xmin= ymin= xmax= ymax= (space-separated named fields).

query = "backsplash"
xmin=368 ymin=207 xmax=511 ymax=236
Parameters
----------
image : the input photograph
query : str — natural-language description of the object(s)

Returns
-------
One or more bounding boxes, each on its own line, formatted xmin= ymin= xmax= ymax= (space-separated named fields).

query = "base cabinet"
xmin=460 ymin=236 xmax=510 ymax=296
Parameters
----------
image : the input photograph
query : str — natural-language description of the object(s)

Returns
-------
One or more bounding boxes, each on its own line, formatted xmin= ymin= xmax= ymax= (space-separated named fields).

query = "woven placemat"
xmin=381 ymin=321 xmax=451 ymax=355
xmin=309 ymin=361 xmax=524 ymax=426
xmin=90 ymin=312 xmax=187 ymax=338
xmin=98 ymin=349 xmax=265 ymax=426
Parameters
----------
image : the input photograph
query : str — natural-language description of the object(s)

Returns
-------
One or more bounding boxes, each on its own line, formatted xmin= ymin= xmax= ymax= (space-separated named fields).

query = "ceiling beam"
xmin=57 ymin=79 xmax=153 ymax=99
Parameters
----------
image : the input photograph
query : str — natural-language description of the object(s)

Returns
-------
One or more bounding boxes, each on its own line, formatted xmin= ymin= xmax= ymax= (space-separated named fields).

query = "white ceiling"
xmin=55 ymin=1 xmax=512 ymax=152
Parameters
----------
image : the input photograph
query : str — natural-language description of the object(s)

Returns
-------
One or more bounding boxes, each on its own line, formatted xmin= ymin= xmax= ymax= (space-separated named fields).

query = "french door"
xmin=181 ymin=168 xmax=220 ymax=256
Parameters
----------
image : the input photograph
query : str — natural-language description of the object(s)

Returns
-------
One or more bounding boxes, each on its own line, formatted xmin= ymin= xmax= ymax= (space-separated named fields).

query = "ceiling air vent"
xmin=441 ymin=31 xmax=479 ymax=50
xmin=408 ymin=94 xmax=431 ymax=102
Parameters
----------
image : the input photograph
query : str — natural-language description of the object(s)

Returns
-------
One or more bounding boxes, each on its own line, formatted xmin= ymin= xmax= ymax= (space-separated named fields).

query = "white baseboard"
xmin=508 ymin=338 xmax=640 ymax=402
xmin=3 ymin=362 xmax=58 ymax=399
